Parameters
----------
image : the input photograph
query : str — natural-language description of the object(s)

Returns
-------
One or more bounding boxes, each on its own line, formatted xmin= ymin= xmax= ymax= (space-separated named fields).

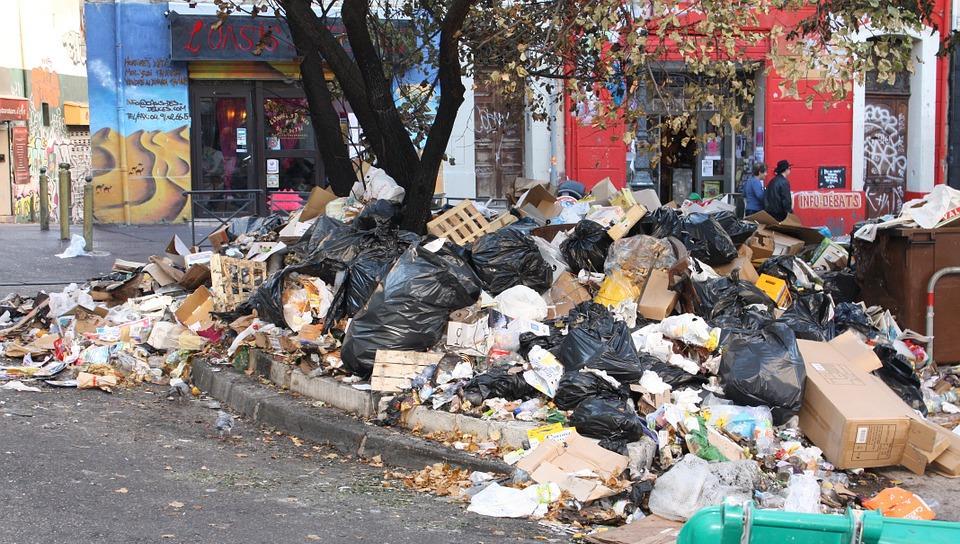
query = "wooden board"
xmin=427 ymin=200 xmax=491 ymax=245
xmin=370 ymin=350 xmax=444 ymax=393
xmin=209 ymin=254 xmax=268 ymax=312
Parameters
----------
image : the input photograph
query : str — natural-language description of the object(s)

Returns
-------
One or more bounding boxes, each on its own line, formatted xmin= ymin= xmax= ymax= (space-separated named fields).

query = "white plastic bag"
xmin=494 ymin=285 xmax=548 ymax=322
xmin=658 ymin=314 xmax=720 ymax=351
xmin=523 ymin=346 xmax=564 ymax=397
xmin=47 ymin=283 xmax=96 ymax=317
xmin=467 ymin=482 xmax=561 ymax=518
xmin=350 ymin=166 xmax=405 ymax=203
xmin=56 ymin=234 xmax=90 ymax=259
xmin=784 ymin=473 xmax=821 ymax=514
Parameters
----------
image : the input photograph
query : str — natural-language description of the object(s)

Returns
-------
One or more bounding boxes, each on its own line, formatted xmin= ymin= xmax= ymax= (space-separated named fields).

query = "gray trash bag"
xmin=340 ymin=242 xmax=482 ymax=378
xmin=718 ymin=322 xmax=806 ymax=425
xmin=648 ymin=454 xmax=761 ymax=521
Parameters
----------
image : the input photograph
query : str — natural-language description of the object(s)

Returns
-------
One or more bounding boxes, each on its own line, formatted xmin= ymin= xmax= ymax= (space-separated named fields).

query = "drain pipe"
xmin=926 ymin=266 xmax=960 ymax=369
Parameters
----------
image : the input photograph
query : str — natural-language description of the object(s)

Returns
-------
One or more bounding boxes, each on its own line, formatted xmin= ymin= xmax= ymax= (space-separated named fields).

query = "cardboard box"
xmin=179 ymin=264 xmax=211 ymax=291
xmin=513 ymin=177 xmax=549 ymax=198
xmin=931 ymin=429 xmax=960 ymax=476
xmin=747 ymin=231 xmax=776 ymax=261
xmin=300 ymin=186 xmax=338 ymax=222
xmin=638 ymin=269 xmax=678 ymax=320
xmin=747 ymin=210 xmax=825 ymax=247
xmin=145 ymin=256 xmax=183 ymax=285
xmin=713 ymin=245 xmax=760 ymax=283
xmin=771 ymin=232 xmax=805 ymax=256
xmin=544 ymin=272 xmax=592 ymax=319
xmin=756 ymin=274 xmax=791 ymax=309
xmin=516 ymin=433 xmax=628 ymax=502
xmin=606 ymin=204 xmax=648 ymax=241
xmin=516 ymin=185 xmax=560 ymax=223
xmin=811 ymin=238 xmax=849 ymax=272
xmin=208 ymin=226 xmax=231 ymax=252
xmin=798 ymin=333 xmax=915 ymax=469
xmin=589 ymin=177 xmax=619 ymax=206
xmin=174 ymin=286 xmax=214 ymax=332
xmin=584 ymin=514 xmax=682 ymax=544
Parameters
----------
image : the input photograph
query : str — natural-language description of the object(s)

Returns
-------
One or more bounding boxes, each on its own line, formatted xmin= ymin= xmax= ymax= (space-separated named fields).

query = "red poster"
xmin=12 ymin=126 xmax=29 ymax=185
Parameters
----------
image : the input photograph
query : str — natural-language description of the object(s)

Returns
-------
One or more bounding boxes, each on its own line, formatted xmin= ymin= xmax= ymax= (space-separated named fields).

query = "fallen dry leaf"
xmin=115 ymin=488 xmax=128 ymax=494
xmin=306 ymin=535 xmax=321 ymax=541
xmin=168 ymin=501 xmax=185 ymax=509
xmin=369 ymin=455 xmax=383 ymax=467
xmin=323 ymin=453 xmax=339 ymax=460
xmin=289 ymin=436 xmax=303 ymax=447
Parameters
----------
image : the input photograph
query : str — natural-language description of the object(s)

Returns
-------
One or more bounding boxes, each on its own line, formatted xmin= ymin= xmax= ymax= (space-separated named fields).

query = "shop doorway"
xmin=474 ymin=70 xmax=524 ymax=198
xmin=189 ymin=79 xmax=327 ymax=215
xmin=863 ymin=71 xmax=909 ymax=218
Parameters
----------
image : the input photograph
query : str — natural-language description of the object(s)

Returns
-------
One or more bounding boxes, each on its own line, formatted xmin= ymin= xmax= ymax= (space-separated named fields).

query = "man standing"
xmin=764 ymin=160 xmax=793 ymax=221
xmin=743 ymin=163 xmax=766 ymax=216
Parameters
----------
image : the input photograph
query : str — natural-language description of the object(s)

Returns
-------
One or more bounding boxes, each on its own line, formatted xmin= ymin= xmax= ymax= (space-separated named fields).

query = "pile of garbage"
xmin=2 ymin=174 xmax=960 ymax=535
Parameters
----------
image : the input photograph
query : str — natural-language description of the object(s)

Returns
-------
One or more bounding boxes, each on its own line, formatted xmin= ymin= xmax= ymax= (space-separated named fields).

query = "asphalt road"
xmin=0 ymin=386 xmax=550 ymax=544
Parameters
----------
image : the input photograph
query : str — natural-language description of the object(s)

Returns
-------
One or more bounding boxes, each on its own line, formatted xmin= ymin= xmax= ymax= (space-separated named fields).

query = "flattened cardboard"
xmin=516 ymin=185 xmax=560 ymax=223
xmin=798 ymin=333 xmax=914 ymax=469
xmin=606 ymin=204 xmax=648 ymax=241
xmin=300 ymin=186 xmax=337 ymax=222
xmin=178 ymin=264 xmax=211 ymax=291
xmin=147 ymin=321 xmax=189 ymax=350
xmin=209 ymin=226 xmax=230 ymax=252
xmin=771 ymin=231 xmax=805 ymax=256
xmin=747 ymin=211 xmax=825 ymax=246
xmin=146 ymin=256 xmax=183 ymax=285
xmin=517 ymin=433 xmax=628 ymax=502
xmin=165 ymin=235 xmax=191 ymax=267
xmin=638 ymin=269 xmax=678 ymax=320
xmin=174 ymin=286 xmax=214 ymax=332
xmin=584 ymin=514 xmax=682 ymax=544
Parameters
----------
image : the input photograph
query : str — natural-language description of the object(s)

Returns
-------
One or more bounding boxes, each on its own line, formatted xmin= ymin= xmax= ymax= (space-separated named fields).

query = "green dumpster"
xmin=679 ymin=500 xmax=960 ymax=544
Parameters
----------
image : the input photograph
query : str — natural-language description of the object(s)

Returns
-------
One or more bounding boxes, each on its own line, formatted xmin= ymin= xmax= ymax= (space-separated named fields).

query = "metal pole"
xmin=83 ymin=176 xmax=93 ymax=251
xmin=38 ymin=167 xmax=49 ymax=231
xmin=58 ymin=163 xmax=71 ymax=240
xmin=925 ymin=266 xmax=960 ymax=371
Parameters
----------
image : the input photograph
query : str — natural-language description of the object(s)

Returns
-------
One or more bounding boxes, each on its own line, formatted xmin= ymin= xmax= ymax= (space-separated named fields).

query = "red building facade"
xmin=564 ymin=5 xmax=952 ymax=235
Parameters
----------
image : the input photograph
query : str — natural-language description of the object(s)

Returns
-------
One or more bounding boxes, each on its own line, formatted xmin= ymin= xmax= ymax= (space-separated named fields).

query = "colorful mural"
xmin=85 ymin=2 xmax=192 ymax=223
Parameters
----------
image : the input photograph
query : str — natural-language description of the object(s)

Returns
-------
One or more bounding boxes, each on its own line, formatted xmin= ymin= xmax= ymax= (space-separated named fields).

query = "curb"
xmin=192 ymin=358 xmax=514 ymax=474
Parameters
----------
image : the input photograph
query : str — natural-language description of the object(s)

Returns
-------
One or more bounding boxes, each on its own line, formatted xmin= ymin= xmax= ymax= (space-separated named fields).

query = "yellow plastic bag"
xmin=594 ymin=269 xmax=641 ymax=307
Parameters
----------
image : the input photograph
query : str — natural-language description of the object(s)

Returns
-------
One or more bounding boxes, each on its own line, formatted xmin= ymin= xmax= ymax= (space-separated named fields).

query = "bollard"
xmin=39 ymin=167 xmax=49 ymax=231
xmin=83 ymin=176 xmax=94 ymax=251
xmin=58 ymin=163 xmax=71 ymax=240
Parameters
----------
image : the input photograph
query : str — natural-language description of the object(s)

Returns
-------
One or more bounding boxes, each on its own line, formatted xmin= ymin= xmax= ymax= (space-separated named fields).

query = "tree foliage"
xmin=215 ymin=0 xmax=941 ymax=230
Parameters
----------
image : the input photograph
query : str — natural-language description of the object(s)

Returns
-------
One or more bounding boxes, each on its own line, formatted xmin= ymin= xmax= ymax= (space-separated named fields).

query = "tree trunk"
xmin=286 ymin=12 xmax=357 ymax=196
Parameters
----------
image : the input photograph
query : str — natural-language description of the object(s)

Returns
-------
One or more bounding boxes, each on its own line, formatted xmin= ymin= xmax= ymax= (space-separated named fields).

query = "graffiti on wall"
xmin=86 ymin=2 xmax=192 ymax=223
xmin=863 ymin=100 xmax=908 ymax=217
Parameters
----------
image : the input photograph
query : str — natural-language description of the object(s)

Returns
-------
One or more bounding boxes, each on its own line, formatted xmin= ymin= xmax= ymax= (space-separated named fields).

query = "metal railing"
xmin=182 ymin=189 xmax=264 ymax=248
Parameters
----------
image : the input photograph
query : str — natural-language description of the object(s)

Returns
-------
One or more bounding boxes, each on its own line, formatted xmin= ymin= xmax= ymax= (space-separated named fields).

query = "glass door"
xmin=256 ymin=82 xmax=325 ymax=212
xmin=190 ymin=83 xmax=256 ymax=215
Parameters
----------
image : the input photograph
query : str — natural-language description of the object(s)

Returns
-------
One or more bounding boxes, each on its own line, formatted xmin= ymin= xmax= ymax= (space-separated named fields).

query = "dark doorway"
xmin=863 ymin=70 xmax=910 ymax=218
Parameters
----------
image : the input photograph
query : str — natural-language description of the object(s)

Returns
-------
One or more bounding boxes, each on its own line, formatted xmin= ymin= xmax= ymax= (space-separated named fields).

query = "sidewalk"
xmin=0 ymin=223 xmax=195 ymax=297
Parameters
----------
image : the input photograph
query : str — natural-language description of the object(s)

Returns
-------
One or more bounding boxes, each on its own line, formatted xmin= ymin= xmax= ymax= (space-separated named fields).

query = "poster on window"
xmin=701 ymin=159 xmax=714 ymax=177
xmin=705 ymin=136 xmax=722 ymax=160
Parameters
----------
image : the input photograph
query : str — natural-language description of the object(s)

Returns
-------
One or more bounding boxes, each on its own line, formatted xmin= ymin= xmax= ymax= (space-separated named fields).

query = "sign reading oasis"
xmin=168 ymin=13 xmax=301 ymax=61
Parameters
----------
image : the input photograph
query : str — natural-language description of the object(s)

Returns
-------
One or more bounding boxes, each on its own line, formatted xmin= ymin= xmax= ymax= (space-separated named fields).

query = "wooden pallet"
xmin=209 ymin=254 xmax=268 ymax=311
xmin=427 ymin=201 xmax=489 ymax=245
xmin=478 ymin=212 xmax=518 ymax=237
xmin=370 ymin=350 xmax=444 ymax=393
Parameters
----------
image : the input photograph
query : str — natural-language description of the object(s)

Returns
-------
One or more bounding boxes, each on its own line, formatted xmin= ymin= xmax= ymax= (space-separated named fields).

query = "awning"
xmin=63 ymin=102 xmax=89 ymax=126
xmin=0 ymin=96 xmax=29 ymax=121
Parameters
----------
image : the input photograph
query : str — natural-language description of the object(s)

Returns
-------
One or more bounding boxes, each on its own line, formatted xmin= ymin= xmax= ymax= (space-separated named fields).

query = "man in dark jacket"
xmin=764 ymin=160 xmax=793 ymax=221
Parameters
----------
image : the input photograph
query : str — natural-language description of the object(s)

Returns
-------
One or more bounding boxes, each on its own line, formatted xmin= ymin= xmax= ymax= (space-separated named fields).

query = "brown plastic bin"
xmin=855 ymin=226 xmax=960 ymax=364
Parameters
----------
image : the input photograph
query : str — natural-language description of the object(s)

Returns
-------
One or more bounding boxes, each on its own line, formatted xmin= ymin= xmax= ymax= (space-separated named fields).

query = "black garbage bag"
xmin=462 ymin=365 xmax=537 ymax=405
xmin=873 ymin=345 xmax=927 ymax=415
xmin=554 ymin=370 xmax=628 ymax=410
xmin=718 ymin=322 xmax=806 ymax=425
xmin=649 ymin=207 xmax=682 ymax=238
xmin=712 ymin=211 xmax=758 ymax=245
xmin=229 ymin=212 xmax=287 ymax=238
xmin=757 ymin=256 xmax=820 ymax=293
xmin=581 ymin=348 xmax=650 ymax=384
xmin=834 ymin=302 xmax=878 ymax=338
xmin=647 ymin=360 xmax=709 ymax=389
xmin=694 ymin=276 xmax=774 ymax=321
xmin=340 ymin=243 xmax=482 ymax=377
xmin=323 ymin=240 xmax=416 ymax=325
xmin=295 ymin=215 xmax=352 ymax=256
xmin=354 ymin=199 xmax=401 ymax=230
xmin=821 ymin=269 xmax=861 ymax=304
xmin=518 ymin=325 xmax=565 ymax=359
xmin=674 ymin=213 xmax=738 ymax=265
xmin=776 ymin=292 xmax=836 ymax=341
xmin=558 ymin=302 xmax=637 ymax=371
xmin=470 ymin=227 xmax=552 ymax=295
xmin=570 ymin=397 xmax=648 ymax=444
xmin=561 ymin=220 xmax=612 ymax=273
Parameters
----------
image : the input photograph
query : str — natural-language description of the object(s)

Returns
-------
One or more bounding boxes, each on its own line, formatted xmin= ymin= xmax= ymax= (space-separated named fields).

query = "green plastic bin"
xmin=679 ymin=500 xmax=960 ymax=544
